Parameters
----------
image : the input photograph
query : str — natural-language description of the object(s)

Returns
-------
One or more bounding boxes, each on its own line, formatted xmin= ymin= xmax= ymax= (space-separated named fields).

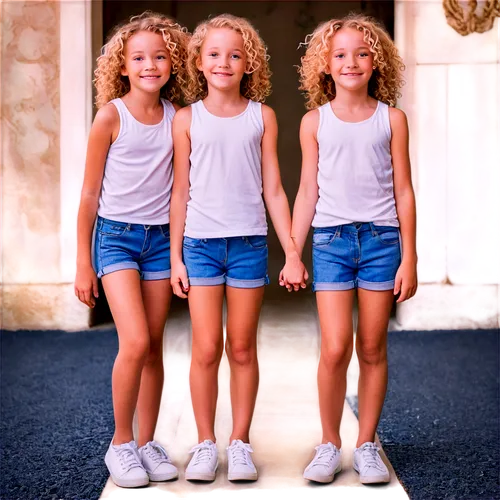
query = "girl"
xmin=282 ymin=14 xmax=418 ymax=485
xmin=170 ymin=14 xmax=305 ymax=482
xmin=74 ymin=12 xmax=188 ymax=488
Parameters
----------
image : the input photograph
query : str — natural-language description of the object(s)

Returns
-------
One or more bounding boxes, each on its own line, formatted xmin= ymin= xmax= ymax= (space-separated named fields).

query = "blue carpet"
xmin=1 ymin=329 xmax=117 ymax=500
xmin=351 ymin=329 xmax=500 ymax=500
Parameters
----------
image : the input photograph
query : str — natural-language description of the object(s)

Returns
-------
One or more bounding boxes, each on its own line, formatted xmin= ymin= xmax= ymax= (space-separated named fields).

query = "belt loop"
xmin=368 ymin=222 xmax=376 ymax=236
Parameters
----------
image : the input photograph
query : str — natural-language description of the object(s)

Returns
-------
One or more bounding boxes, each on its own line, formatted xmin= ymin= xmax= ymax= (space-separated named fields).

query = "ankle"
xmin=322 ymin=436 xmax=341 ymax=448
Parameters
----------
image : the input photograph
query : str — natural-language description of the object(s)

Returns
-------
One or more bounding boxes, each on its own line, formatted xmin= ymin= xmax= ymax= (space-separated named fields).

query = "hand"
xmin=171 ymin=261 xmax=190 ymax=299
xmin=394 ymin=259 xmax=418 ymax=303
xmin=279 ymin=253 xmax=309 ymax=292
xmin=75 ymin=264 xmax=99 ymax=308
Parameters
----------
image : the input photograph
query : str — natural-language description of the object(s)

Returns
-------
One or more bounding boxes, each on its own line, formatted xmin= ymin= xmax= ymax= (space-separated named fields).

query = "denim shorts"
xmin=182 ymin=235 xmax=269 ymax=288
xmin=312 ymin=222 xmax=401 ymax=292
xmin=94 ymin=216 xmax=171 ymax=280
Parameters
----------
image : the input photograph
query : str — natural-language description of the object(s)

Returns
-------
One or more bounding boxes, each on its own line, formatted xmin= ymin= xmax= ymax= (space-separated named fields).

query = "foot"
xmin=139 ymin=441 xmax=178 ymax=481
xmin=226 ymin=439 xmax=258 ymax=481
xmin=104 ymin=440 xmax=149 ymax=488
xmin=185 ymin=439 xmax=218 ymax=481
xmin=303 ymin=442 xmax=342 ymax=483
xmin=353 ymin=442 xmax=390 ymax=484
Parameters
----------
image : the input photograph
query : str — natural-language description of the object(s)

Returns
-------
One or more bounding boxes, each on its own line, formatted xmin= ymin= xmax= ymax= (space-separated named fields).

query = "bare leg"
xmin=355 ymin=288 xmax=394 ymax=446
xmin=188 ymin=285 xmax=225 ymax=442
xmin=316 ymin=290 xmax=355 ymax=448
xmin=136 ymin=279 xmax=172 ymax=447
xmin=225 ymin=286 xmax=265 ymax=443
xmin=102 ymin=270 xmax=149 ymax=445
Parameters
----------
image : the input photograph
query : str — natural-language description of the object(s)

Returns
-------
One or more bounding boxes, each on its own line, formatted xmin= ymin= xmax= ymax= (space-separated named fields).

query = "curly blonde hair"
xmin=185 ymin=14 xmax=271 ymax=104
xmin=94 ymin=11 xmax=189 ymax=108
xmin=299 ymin=14 xmax=405 ymax=109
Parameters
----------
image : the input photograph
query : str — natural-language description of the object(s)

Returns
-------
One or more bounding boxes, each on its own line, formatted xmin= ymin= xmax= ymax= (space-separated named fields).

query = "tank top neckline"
xmin=117 ymin=98 xmax=167 ymax=128
xmin=328 ymin=100 xmax=380 ymax=125
xmin=199 ymin=98 xmax=251 ymax=120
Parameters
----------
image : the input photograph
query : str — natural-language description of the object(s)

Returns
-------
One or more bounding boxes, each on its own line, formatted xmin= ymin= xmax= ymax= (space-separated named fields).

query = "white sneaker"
xmin=303 ymin=442 xmax=342 ymax=483
xmin=226 ymin=439 xmax=258 ymax=481
xmin=104 ymin=440 xmax=149 ymax=488
xmin=353 ymin=442 xmax=390 ymax=484
xmin=185 ymin=439 xmax=218 ymax=481
xmin=139 ymin=441 xmax=179 ymax=481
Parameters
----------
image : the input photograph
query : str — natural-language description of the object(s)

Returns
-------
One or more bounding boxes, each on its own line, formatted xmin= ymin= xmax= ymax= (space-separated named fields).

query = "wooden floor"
xmin=101 ymin=302 xmax=400 ymax=499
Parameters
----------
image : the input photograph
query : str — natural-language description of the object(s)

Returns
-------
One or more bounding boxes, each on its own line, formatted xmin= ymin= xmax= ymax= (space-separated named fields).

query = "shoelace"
xmin=189 ymin=441 xmax=215 ymax=466
xmin=146 ymin=441 xmax=172 ymax=464
xmin=227 ymin=441 xmax=254 ymax=467
xmin=312 ymin=443 xmax=338 ymax=467
xmin=359 ymin=443 xmax=386 ymax=472
xmin=116 ymin=444 xmax=142 ymax=472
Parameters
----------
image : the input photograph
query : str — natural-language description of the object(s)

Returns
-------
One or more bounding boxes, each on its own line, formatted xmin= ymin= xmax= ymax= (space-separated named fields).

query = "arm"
xmin=390 ymin=107 xmax=418 ymax=302
xmin=261 ymin=105 xmax=306 ymax=290
xmin=75 ymin=104 xmax=118 ymax=307
xmin=170 ymin=106 xmax=192 ymax=298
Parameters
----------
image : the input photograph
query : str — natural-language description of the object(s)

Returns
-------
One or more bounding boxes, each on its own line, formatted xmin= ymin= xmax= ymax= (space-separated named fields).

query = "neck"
xmin=333 ymin=85 xmax=371 ymax=108
xmin=125 ymin=87 xmax=162 ymax=110
xmin=204 ymin=84 xmax=245 ymax=109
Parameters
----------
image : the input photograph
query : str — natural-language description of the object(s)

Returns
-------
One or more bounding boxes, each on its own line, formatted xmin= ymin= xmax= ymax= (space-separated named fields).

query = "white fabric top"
xmin=313 ymin=100 xmax=399 ymax=228
xmin=97 ymin=98 xmax=175 ymax=225
xmin=184 ymin=99 xmax=268 ymax=238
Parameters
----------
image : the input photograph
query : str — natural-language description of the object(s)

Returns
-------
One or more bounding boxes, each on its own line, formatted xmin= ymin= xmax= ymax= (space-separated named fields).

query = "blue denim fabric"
xmin=182 ymin=235 xmax=269 ymax=288
xmin=94 ymin=216 xmax=171 ymax=280
xmin=312 ymin=222 xmax=401 ymax=291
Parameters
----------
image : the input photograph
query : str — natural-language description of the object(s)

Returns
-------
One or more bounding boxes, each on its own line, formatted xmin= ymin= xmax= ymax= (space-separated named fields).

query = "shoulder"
xmin=93 ymin=102 xmax=119 ymax=129
xmin=173 ymin=105 xmax=192 ymax=125
xmin=388 ymin=106 xmax=408 ymax=129
xmin=301 ymin=108 xmax=320 ymax=132
xmin=261 ymin=103 xmax=276 ymax=120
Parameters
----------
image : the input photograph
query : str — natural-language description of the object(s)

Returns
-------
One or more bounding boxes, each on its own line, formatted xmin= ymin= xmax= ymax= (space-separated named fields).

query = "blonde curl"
xmin=299 ymin=14 xmax=405 ymax=109
xmin=185 ymin=14 xmax=271 ymax=103
xmin=94 ymin=11 xmax=189 ymax=109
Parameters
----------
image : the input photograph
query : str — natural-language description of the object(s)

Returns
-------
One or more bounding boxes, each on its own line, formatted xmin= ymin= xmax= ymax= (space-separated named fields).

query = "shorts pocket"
xmin=372 ymin=225 xmax=399 ymax=245
xmin=312 ymin=230 xmax=337 ymax=247
xmin=183 ymin=236 xmax=204 ymax=248
xmin=160 ymin=224 xmax=170 ymax=239
xmin=98 ymin=221 xmax=129 ymax=237
xmin=243 ymin=236 xmax=267 ymax=249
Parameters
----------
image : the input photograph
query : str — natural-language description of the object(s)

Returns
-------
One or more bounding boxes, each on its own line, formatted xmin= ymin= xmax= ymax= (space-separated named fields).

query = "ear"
xmin=196 ymin=56 xmax=203 ymax=72
xmin=120 ymin=66 xmax=128 ymax=77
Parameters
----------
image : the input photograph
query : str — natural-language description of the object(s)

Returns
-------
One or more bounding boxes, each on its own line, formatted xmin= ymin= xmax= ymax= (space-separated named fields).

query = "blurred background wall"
xmin=1 ymin=0 xmax=499 ymax=331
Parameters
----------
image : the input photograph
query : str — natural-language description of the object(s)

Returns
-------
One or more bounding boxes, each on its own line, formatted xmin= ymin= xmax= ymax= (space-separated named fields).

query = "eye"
xmin=208 ymin=52 xmax=218 ymax=57
xmin=231 ymin=54 xmax=241 ymax=60
xmin=133 ymin=56 xmax=143 ymax=61
xmin=157 ymin=55 xmax=166 ymax=60
xmin=335 ymin=54 xmax=344 ymax=59
xmin=359 ymin=52 xmax=370 ymax=57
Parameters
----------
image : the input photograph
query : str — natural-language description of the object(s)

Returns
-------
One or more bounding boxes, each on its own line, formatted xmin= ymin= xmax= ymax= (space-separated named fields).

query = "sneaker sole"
xmin=185 ymin=471 xmax=217 ymax=481
xmin=303 ymin=463 xmax=342 ymax=483
xmin=353 ymin=463 xmax=390 ymax=484
xmin=149 ymin=471 xmax=179 ymax=482
xmin=227 ymin=471 xmax=258 ymax=481
xmin=105 ymin=457 xmax=149 ymax=488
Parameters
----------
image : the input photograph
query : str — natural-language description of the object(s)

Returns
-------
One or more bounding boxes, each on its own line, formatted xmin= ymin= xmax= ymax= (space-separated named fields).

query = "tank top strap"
xmin=247 ymin=100 xmax=264 ymax=134
xmin=375 ymin=101 xmax=392 ymax=140
xmin=161 ymin=98 xmax=176 ymax=122
xmin=109 ymin=98 xmax=129 ymax=139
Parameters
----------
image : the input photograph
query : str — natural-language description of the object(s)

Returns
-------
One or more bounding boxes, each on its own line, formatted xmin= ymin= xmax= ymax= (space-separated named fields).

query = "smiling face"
xmin=197 ymin=27 xmax=247 ymax=93
xmin=121 ymin=30 xmax=172 ymax=93
xmin=326 ymin=27 xmax=374 ymax=93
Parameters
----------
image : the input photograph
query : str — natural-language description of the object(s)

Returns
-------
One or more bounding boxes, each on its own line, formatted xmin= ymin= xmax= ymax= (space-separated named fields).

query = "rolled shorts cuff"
xmin=226 ymin=275 xmax=269 ymax=289
xmin=357 ymin=278 xmax=395 ymax=291
xmin=97 ymin=262 xmax=139 ymax=279
xmin=312 ymin=281 xmax=355 ymax=292
xmin=142 ymin=270 xmax=171 ymax=281
xmin=188 ymin=275 xmax=226 ymax=286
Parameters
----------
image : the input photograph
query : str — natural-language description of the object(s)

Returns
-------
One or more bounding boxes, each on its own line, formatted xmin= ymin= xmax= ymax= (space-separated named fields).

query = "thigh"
xmin=356 ymin=288 xmax=394 ymax=348
xmin=226 ymin=236 xmax=269 ymax=289
xmin=94 ymin=217 xmax=141 ymax=278
xmin=226 ymin=286 xmax=265 ymax=347
xmin=138 ymin=224 xmax=171 ymax=281
xmin=312 ymin=227 xmax=356 ymax=292
xmin=102 ymin=269 xmax=149 ymax=347
xmin=358 ymin=224 xmax=401 ymax=291
xmin=316 ymin=290 xmax=356 ymax=350
xmin=183 ymin=237 xmax=225 ymax=286
xmin=140 ymin=279 xmax=172 ymax=343
xmin=188 ymin=285 xmax=225 ymax=352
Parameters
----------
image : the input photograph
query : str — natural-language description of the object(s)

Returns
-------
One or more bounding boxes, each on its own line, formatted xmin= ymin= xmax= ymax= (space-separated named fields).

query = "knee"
xmin=320 ymin=344 xmax=352 ymax=371
xmin=119 ymin=337 xmax=150 ymax=364
xmin=193 ymin=343 xmax=223 ymax=369
xmin=356 ymin=342 xmax=386 ymax=366
xmin=225 ymin=341 xmax=256 ymax=366
xmin=144 ymin=340 xmax=163 ymax=366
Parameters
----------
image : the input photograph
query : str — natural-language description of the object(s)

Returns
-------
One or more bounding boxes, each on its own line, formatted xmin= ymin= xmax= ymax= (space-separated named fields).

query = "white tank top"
xmin=185 ymin=99 xmax=268 ymax=238
xmin=313 ymin=100 xmax=399 ymax=228
xmin=97 ymin=98 xmax=175 ymax=225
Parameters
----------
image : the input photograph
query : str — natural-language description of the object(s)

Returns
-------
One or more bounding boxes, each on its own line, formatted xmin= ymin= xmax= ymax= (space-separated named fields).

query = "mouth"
xmin=140 ymin=75 xmax=161 ymax=80
xmin=341 ymin=73 xmax=363 ymax=77
xmin=212 ymin=72 xmax=233 ymax=77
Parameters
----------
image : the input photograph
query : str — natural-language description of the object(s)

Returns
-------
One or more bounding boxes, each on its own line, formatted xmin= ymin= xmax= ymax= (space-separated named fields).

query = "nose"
xmin=218 ymin=55 xmax=230 ymax=68
xmin=345 ymin=54 xmax=357 ymax=68
xmin=145 ymin=58 xmax=157 ymax=70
